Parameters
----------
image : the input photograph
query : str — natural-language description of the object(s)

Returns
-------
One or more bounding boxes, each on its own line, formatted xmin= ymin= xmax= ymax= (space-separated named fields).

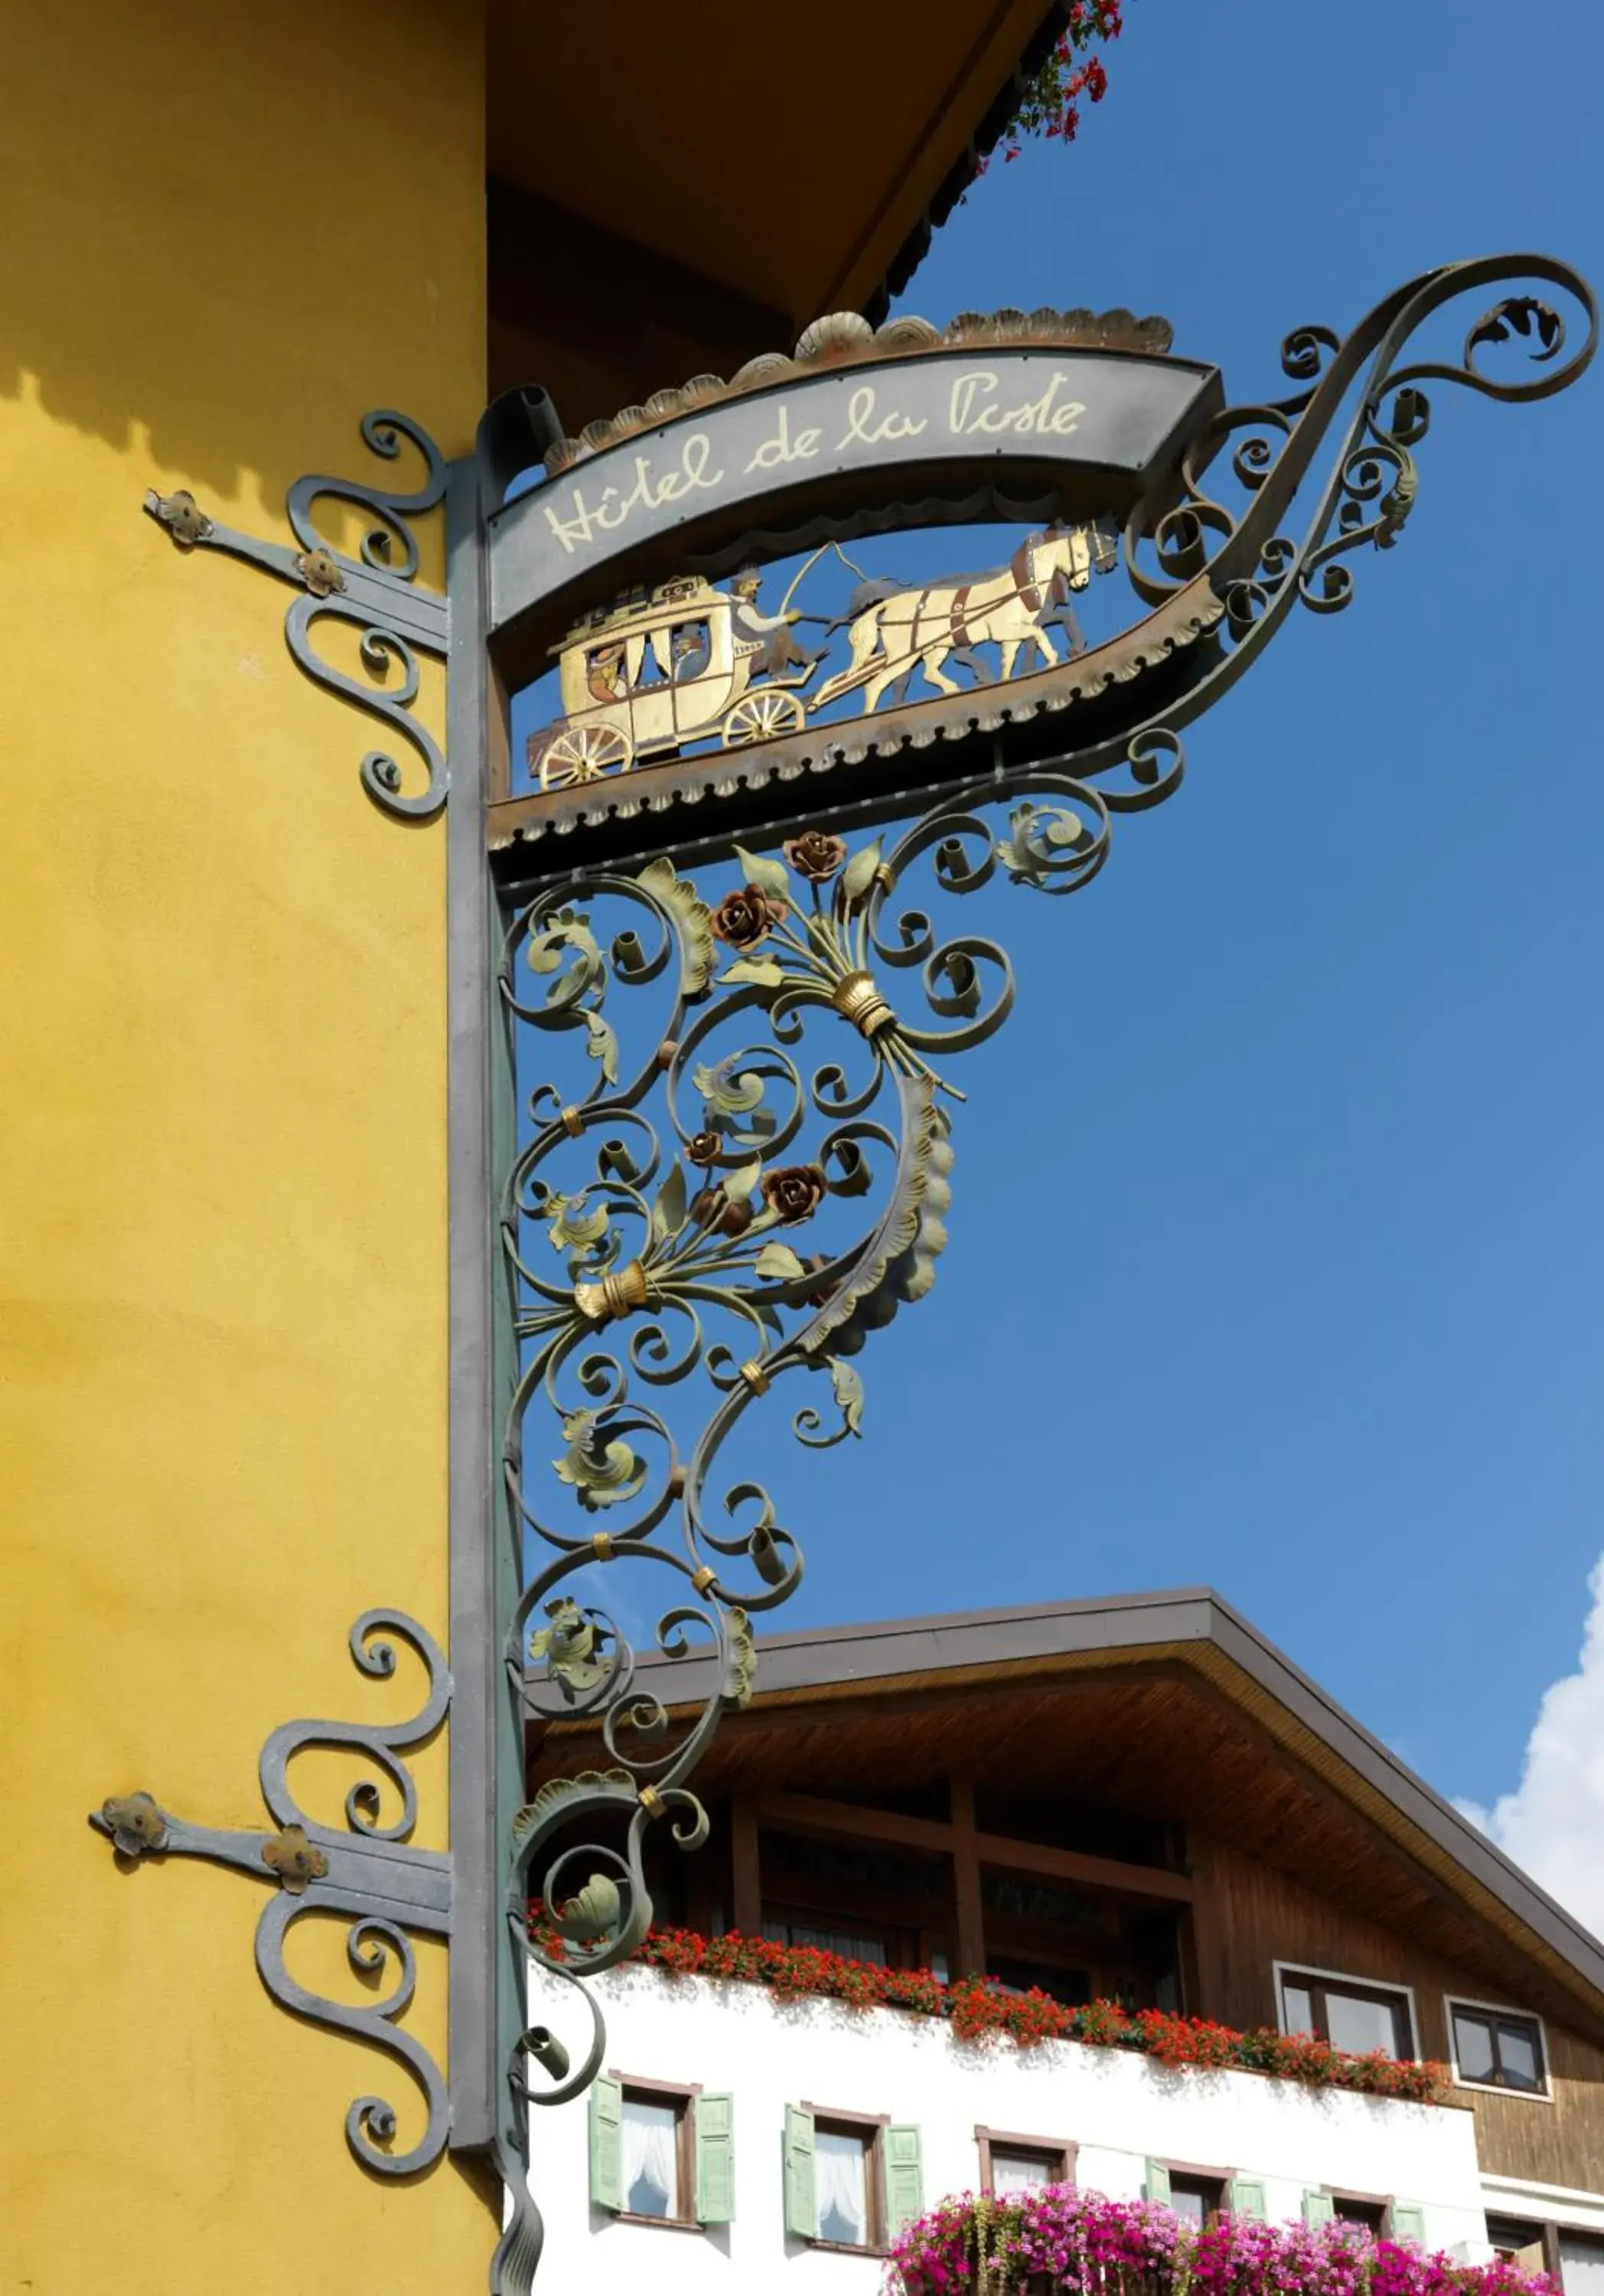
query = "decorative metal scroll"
xmin=145 ymin=410 xmax=450 ymax=820
xmin=489 ymin=251 xmax=1595 ymax=2292
xmin=90 ymin=1609 xmax=453 ymax=2175
xmin=488 ymin=254 xmax=1596 ymax=860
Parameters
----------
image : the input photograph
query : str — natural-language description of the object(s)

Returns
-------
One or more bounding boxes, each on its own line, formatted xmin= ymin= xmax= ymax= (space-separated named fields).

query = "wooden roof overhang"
xmin=486 ymin=0 xmax=1076 ymax=422
xmin=526 ymin=1589 xmax=1604 ymax=2041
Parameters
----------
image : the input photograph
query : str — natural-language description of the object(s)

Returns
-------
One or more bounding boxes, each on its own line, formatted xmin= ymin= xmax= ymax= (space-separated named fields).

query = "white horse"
xmin=810 ymin=523 xmax=1101 ymax=715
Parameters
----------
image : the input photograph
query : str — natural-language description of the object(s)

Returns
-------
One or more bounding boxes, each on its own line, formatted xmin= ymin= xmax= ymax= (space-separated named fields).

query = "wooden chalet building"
xmin=525 ymin=1590 xmax=1604 ymax=2288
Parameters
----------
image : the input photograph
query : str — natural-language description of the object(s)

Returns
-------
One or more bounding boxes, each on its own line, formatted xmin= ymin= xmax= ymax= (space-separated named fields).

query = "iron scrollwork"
xmin=145 ymin=409 xmax=450 ymax=820
xmin=495 ymin=731 xmax=1181 ymax=2287
xmin=1112 ymin=253 xmax=1596 ymax=735
xmin=90 ymin=1608 xmax=454 ymax=2177
xmin=491 ymin=252 xmax=1594 ymax=2291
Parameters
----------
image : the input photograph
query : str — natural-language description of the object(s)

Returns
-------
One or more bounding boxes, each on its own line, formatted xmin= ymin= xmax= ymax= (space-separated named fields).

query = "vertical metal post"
xmin=445 ymin=446 xmax=500 ymax=2156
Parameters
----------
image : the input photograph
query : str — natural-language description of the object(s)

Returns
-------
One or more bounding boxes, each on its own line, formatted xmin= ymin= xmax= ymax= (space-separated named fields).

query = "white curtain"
xmin=622 ymin=2098 xmax=678 ymax=2218
xmin=995 ymin=2152 xmax=1055 ymax=2196
xmin=816 ymin=2129 xmax=869 ymax=2244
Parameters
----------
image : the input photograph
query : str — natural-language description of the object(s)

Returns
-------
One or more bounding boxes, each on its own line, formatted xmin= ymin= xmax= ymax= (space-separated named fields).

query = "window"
xmin=1484 ymin=2217 xmax=1604 ymax=2288
xmin=1447 ymin=1998 xmax=1549 ymax=2096
xmin=784 ymin=2105 xmax=924 ymax=2254
xmin=976 ymin=2128 xmax=1076 ymax=2196
xmin=1487 ymin=2215 xmax=1551 ymax=2277
xmin=1560 ymin=2235 xmax=1604 ymax=2296
xmin=1146 ymin=2162 xmax=1230 ymax=2224
xmin=623 ymin=2091 xmax=683 ymax=2219
xmin=588 ymin=2076 xmax=734 ymax=2229
xmin=1276 ymin=1964 xmax=1417 ymax=2058
xmin=1335 ymin=2197 xmax=1387 ymax=2239
xmin=817 ymin=2122 xmax=876 ymax=2247
xmin=763 ymin=1915 xmax=889 ymax=1965
xmin=990 ymin=1954 xmax=1091 ymax=2007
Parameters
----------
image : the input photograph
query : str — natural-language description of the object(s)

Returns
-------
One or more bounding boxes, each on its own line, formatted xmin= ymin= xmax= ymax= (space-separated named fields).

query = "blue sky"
xmin=512 ymin=0 xmax=1603 ymax=1909
xmin=746 ymin=2 xmax=1603 ymax=1827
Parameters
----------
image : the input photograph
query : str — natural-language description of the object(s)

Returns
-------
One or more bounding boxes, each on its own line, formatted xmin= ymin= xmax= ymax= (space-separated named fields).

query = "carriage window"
xmin=670 ymin=621 xmax=711 ymax=680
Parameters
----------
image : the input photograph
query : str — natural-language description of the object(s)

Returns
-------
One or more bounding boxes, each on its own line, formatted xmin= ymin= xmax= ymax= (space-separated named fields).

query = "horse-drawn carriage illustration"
xmin=528 ymin=573 xmax=817 ymax=791
xmin=527 ymin=524 xmax=1120 ymax=792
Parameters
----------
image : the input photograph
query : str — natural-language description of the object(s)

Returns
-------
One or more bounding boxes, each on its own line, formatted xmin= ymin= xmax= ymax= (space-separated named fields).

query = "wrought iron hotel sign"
xmin=106 ymin=256 xmax=1596 ymax=2293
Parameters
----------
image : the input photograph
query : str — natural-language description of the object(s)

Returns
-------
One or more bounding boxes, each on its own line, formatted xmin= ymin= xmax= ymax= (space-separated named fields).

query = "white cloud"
xmin=1456 ymin=1554 xmax=1604 ymax=1942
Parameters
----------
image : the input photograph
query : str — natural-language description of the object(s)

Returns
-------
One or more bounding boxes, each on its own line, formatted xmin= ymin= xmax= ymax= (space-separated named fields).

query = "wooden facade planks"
xmin=531 ymin=1642 xmax=1604 ymax=2190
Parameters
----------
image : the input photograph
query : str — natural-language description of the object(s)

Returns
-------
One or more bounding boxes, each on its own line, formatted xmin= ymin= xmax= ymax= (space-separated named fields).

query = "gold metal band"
xmin=832 ymin=969 xmax=896 ymax=1038
xmin=574 ymin=1257 xmax=652 ymax=1324
xmin=738 ymin=1359 xmax=771 ymax=1395
xmin=592 ymin=1532 xmax=615 ymax=1561
xmin=560 ymin=1104 xmax=585 ymax=1137
xmin=638 ymin=1786 xmax=666 ymax=1819
xmin=692 ymin=1564 xmax=717 ymax=1594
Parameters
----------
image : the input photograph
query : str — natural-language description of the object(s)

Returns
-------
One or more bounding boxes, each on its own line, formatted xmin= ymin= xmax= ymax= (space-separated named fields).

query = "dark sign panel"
xmin=488 ymin=347 xmax=1221 ymax=640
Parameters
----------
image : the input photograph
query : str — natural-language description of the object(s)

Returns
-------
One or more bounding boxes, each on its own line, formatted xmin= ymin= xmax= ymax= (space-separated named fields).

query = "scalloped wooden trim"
xmin=542 ymin=306 xmax=1176 ymax=477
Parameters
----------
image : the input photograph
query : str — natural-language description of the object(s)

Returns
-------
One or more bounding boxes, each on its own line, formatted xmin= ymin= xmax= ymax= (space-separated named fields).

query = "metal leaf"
xmin=722 ymin=1609 xmax=757 ymax=1711
xmin=637 ymin=854 xmax=716 ymax=995
xmin=754 ymin=1241 xmax=807 ymax=1281
xmin=551 ymin=1413 xmax=647 ymax=1513
xmin=692 ymin=1060 xmax=768 ymax=1118
xmin=840 ymin=839 xmax=882 ymax=902
xmin=830 ymin=1356 xmax=866 ymax=1436
xmin=723 ymin=1157 xmax=762 ymax=1205
xmin=557 ymin=1874 xmax=622 ymax=1942
xmin=583 ymin=1010 xmax=619 ymax=1084
xmin=650 ymin=1160 xmax=688 ymax=1244
xmin=732 ymin=843 xmax=791 ymax=899
xmin=546 ymin=1193 xmax=610 ymax=1254
xmin=718 ymin=957 xmax=787 ymax=988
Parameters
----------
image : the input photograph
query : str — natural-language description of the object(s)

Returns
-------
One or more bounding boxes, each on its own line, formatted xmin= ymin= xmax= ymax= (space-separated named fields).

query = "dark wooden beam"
xmin=754 ymin=1789 xmax=1195 ymax=1905
xmin=731 ymin=1796 xmax=763 ymax=1937
xmin=950 ymin=1776 xmax=987 ymax=1978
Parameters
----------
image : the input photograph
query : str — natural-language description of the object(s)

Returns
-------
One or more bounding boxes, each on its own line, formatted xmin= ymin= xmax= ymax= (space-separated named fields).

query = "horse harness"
xmin=946 ymin=537 xmax=1055 ymax=651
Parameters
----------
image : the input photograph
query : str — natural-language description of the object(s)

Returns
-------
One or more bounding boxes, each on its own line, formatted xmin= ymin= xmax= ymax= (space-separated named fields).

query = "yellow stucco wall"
xmin=0 ymin=3 xmax=495 ymax=2288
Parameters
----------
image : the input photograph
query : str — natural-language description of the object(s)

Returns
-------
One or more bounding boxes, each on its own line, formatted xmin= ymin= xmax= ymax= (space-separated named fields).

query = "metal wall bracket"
xmin=90 ymin=1609 xmax=454 ymax=2175
xmin=145 ymin=411 xmax=451 ymax=821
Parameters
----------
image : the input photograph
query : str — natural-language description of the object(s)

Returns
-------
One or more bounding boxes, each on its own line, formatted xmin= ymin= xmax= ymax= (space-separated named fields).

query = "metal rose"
xmin=686 ymin=1130 xmax=722 ymax=1166
xmin=761 ymin=1164 xmax=827 ymax=1224
xmin=709 ymin=882 xmax=785 ymax=950
xmin=782 ymin=831 xmax=846 ymax=882
xmin=690 ymin=1186 xmax=755 ymax=1238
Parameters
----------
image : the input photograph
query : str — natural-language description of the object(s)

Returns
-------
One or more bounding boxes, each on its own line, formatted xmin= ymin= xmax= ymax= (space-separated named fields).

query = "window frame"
xmin=610 ymin=2071 xmax=703 ymax=2232
xmin=1326 ymin=2187 xmax=1399 ymax=2239
xmin=1152 ymin=2157 xmax=1234 ymax=2226
xmin=1445 ymin=1995 xmax=1552 ymax=2102
xmin=802 ymin=2102 xmax=891 ymax=2255
xmin=1485 ymin=2213 xmax=1561 ymax=2281
xmin=976 ymin=2126 xmax=1077 ymax=2196
xmin=1273 ymin=1960 xmax=1420 ymax=2060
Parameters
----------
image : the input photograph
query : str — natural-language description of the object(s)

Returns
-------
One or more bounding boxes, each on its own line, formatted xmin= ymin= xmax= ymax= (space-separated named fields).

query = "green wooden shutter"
xmin=783 ymin=2105 xmax=817 ymax=2239
xmin=696 ymin=2092 xmax=735 ymax=2225
xmin=1145 ymin=2161 xmax=1172 ymax=2205
xmin=1390 ymin=2205 xmax=1426 ymax=2248
xmin=885 ymin=2125 xmax=925 ymax=2236
xmin=1231 ymin=2179 xmax=1268 ymax=2222
xmin=588 ymin=2075 xmax=624 ymax=2213
xmin=1303 ymin=2191 xmax=1336 ymax=2229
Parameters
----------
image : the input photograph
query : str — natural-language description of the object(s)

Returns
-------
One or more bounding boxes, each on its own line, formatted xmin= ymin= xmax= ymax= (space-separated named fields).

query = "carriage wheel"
xmin=720 ymin=690 xmax=807 ymax=747
xmin=538 ymin=722 xmax=634 ymax=791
